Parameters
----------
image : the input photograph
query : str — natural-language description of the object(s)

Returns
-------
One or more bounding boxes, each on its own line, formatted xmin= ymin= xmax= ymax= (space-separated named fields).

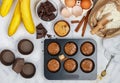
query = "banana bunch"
xmin=8 ymin=0 xmax=35 ymax=36
xmin=0 ymin=0 xmax=13 ymax=17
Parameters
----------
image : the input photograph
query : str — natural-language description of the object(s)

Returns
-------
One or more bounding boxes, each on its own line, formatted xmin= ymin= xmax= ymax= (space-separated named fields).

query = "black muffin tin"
xmin=44 ymin=39 xmax=97 ymax=80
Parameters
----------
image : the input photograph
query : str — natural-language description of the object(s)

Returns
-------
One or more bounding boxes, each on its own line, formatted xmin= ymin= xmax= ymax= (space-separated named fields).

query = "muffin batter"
xmin=54 ymin=20 xmax=70 ymax=37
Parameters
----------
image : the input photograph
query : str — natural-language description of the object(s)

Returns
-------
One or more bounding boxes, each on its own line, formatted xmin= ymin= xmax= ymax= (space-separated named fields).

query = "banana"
xmin=0 ymin=0 xmax=13 ymax=17
xmin=20 ymin=0 xmax=35 ymax=34
xmin=8 ymin=1 xmax=21 ymax=36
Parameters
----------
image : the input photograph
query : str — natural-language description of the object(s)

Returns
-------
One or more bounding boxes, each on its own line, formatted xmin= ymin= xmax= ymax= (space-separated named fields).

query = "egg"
xmin=65 ymin=0 xmax=76 ymax=8
xmin=72 ymin=6 xmax=83 ymax=17
xmin=81 ymin=0 xmax=92 ymax=9
xmin=61 ymin=8 xmax=72 ymax=18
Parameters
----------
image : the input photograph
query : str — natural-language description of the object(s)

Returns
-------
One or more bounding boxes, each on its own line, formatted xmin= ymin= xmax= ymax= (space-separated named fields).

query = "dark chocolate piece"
xmin=47 ymin=34 xmax=52 ymax=38
xmin=49 ymin=13 xmax=56 ymax=20
xmin=36 ymin=23 xmax=44 ymax=29
xmin=36 ymin=23 xmax=47 ymax=39
xmin=37 ymin=3 xmax=44 ymax=17
xmin=38 ymin=11 xmax=44 ymax=17
xmin=18 ymin=39 xmax=34 ymax=55
xmin=50 ymin=6 xmax=56 ymax=12
xmin=20 ymin=63 xmax=36 ymax=78
xmin=0 ymin=50 xmax=15 ymax=66
xmin=41 ymin=15 xmax=49 ymax=21
xmin=44 ymin=1 xmax=56 ymax=13
xmin=12 ymin=58 xmax=24 ymax=73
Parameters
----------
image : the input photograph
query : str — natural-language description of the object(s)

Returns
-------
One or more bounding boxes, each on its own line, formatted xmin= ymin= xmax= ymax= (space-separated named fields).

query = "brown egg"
xmin=65 ymin=0 xmax=76 ymax=8
xmin=81 ymin=0 xmax=92 ymax=9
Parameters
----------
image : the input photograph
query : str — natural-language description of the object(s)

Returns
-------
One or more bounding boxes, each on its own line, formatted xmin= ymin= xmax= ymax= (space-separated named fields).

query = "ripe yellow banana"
xmin=8 ymin=1 xmax=21 ymax=36
xmin=20 ymin=0 xmax=35 ymax=34
xmin=0 ymin=0 xmax=13 ymax=17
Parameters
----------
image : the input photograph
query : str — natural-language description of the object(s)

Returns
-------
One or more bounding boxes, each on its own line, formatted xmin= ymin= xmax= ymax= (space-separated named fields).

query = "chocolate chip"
xmin=45 ymin=1 xmax=56 ymax=12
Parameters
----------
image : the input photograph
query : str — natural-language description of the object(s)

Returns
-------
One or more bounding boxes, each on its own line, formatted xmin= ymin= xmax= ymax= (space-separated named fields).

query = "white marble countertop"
xmin=0 ymin=0 xmax=120 ymax=83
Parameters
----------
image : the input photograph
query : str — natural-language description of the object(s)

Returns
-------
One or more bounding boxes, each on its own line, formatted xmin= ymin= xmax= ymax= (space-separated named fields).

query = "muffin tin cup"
xmin=64 ymin=42 xmax=78 ymax=56
xmin=80 ymin=41 xmax=95 ymax=56
xmin=63 ymin=58 xmax=78 ymax=73
xmin=80 ymin=58 xmax=95 ymax=73
xmin=47 ymin=42 xmax=61 ymax=56
xmin=47 ymin=58 xmax=61 ymax=73
xmin=44 ymin=39 xmax=97 ymax=80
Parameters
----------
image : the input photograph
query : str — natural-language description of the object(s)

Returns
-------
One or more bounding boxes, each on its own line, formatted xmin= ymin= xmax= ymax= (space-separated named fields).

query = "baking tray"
xmin=44 ymin=39 xmax=97 ymax=80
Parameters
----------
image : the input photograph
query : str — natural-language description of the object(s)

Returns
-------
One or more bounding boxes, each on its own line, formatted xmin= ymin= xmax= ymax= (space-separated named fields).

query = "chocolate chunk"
xmin=36 ymin=23 xmax=47 ymax=39
xmin=44 ymin=6 xmax=50 ymax=13
xmin=37 ymin=3 xmax=44 ymax=17
xmin=49 ymin=13 xmax=56 ymax=20
xmin=18 ymin=39 xmax=34 ymax=55
xmin=12 ymin=58 xmax=24 ymax=73
xmin=45 ymin=1 xmax=56 ymax=12
xmin=38 ymin=11 xmax=44 ymax=17
xmin=47 ymin=34 xmax=52 ymax=38
xmin=36 ymin=23 xmax=44 ymax=29
xmin=0 ymin=50 xmax=15 ymax=66
xmin=20 ymin=63 xmax=36 ymax=78
xmin=37 ymin=6 xmax=43 ymax=14
xmin=41 ymin=15 xmax=49 ymax=21
xmin=50 ymin=6 xmax=56 ymax=12
xmin=44 ymin=1 xmax=51 ymax=6
xmin=37 ymin=28 xmax=47 ymax=35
